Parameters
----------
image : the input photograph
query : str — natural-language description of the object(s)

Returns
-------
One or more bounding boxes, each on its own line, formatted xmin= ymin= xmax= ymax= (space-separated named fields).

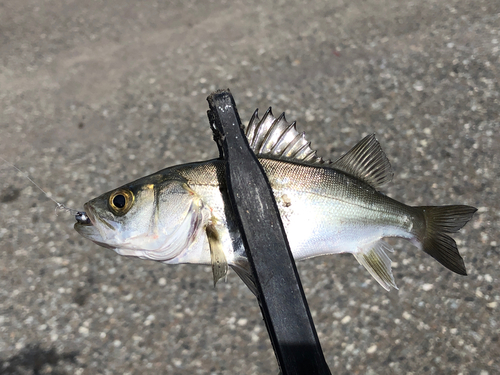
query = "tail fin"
xmin=419 ymin=205 xmax=477 ymax=275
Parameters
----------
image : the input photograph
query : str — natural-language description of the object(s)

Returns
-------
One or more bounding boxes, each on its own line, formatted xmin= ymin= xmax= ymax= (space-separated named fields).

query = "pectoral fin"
xmin=206 ymin=222 xmax=228 ymax=287
xmin=354 ymin=240 xmax=398 ymax=291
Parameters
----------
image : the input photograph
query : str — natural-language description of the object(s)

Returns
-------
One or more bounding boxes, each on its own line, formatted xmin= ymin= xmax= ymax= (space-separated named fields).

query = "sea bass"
xmin=74 ymin=109 xmax=476 ymax=293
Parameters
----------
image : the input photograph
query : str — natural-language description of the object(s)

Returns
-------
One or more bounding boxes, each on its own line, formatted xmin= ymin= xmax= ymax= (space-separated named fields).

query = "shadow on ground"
xmin=0 ymin=344 xmax=79 ymax=375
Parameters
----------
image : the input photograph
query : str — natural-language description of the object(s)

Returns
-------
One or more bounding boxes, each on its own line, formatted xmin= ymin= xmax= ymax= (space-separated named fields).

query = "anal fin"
xmin=354 ymin=240 xmax=398 ymax=291
xmin=206 ymin=221 xmax=228 ymax=287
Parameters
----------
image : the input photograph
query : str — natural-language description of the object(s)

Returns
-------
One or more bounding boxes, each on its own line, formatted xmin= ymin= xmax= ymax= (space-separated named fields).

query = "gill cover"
xmin=122 ymin=182 xmax=210 ymax=262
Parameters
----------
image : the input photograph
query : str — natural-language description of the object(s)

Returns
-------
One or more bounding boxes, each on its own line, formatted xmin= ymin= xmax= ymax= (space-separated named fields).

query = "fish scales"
xmin=181 ymin=158 xmax=415 ymax=258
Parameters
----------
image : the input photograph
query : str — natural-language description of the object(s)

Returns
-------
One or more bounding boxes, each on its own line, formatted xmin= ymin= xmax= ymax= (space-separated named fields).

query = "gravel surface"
xmin=1 ymin=0 xmax=498 ymax=374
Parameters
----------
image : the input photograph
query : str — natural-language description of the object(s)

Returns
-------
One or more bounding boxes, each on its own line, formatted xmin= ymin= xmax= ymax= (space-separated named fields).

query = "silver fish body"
xmin=75 ymin=109 xmax=476 ymax=292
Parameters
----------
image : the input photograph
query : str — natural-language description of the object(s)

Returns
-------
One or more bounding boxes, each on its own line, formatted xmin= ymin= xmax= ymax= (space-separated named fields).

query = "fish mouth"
xmin=74 ymin=222 xmax=116 ymax=249
xmin=75 ymin=210 xmax=92 ymax=226
xmin=74 ymin=203 xmax=95 ymax=227
xmin=74 ymin=204 xmax=100 ymax=240
xmin=74 ymin=220 xmax=98 ymax=239
xmin=83 ymin=203 xmax=95 ymax=224
xmin=73 ymin=204 xmax=118 ymax=250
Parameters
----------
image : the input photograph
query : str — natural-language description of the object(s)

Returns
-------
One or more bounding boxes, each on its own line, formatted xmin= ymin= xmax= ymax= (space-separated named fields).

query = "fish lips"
xmin=74 ymin=203 xmax=115 ymax=249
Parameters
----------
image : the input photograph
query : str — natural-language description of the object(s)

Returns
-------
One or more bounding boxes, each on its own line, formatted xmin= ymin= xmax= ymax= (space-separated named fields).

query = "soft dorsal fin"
xmin=331 ymin=134 xmax=393 ymax=189
xmin=245 ymin=108 xmax=331 ymax=165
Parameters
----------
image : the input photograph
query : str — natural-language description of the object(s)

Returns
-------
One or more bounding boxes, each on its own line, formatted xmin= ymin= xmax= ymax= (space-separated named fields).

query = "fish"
xmin=74 ymin=108 xmax=476 ymax=294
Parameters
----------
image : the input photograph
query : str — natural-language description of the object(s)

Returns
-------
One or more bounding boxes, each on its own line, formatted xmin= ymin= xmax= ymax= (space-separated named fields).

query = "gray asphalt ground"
xmin=0 ymin=0 xmax=498 ymax=374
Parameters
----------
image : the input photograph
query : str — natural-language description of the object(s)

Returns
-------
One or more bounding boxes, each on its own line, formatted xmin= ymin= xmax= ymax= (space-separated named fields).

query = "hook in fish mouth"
xmin=75 ymin=211 xmax=92 ymax=225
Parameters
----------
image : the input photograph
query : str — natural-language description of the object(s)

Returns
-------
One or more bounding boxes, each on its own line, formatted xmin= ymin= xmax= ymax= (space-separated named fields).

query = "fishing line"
xmin=0 ymin=156 xmax=81 ymax=216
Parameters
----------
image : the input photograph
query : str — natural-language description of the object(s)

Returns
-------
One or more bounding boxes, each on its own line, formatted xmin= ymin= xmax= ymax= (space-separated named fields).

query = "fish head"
xmin=74 ymin=174 xmax=208 ymax=262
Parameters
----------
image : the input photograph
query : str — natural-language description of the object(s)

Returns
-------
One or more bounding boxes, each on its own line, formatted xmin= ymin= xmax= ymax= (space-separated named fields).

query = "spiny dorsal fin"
xmin=245 ymin=108 xmax=331 ymax=165
xmin=332 ymin=134 xmax=393 ymax=189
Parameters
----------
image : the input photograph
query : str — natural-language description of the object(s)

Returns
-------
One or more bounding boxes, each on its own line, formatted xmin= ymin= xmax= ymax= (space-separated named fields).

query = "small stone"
xmin=305 ymin=110 xmax=315 ymax=122
xmin=367 ymin=344 xmax=377 ymax=354
xmin=486 ymin=302 xmax=497 ymax=309
xmin=237 ymin=318 xmax=248 ymax=326
xmin=421 ymin=283 xmax=434 ymax=291
xmin=341 ymin=316 xmax=351 ymax=324
xmin=172 ymin=358 xmax=182 ymax=367
xmin=413 ymin=81 xmax=424 ymax=91
xmin=158 ymin=277 xmax=167 ymax=286
xmin=144 ymin=314 xmax=156 ymax=326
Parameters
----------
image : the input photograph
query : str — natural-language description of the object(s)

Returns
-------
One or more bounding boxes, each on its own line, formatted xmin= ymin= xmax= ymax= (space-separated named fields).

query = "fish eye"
xmin=113 ymin=194 xmax=126 ymax=208
xmin=108 ymin=189 xmax=134 ymax=216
